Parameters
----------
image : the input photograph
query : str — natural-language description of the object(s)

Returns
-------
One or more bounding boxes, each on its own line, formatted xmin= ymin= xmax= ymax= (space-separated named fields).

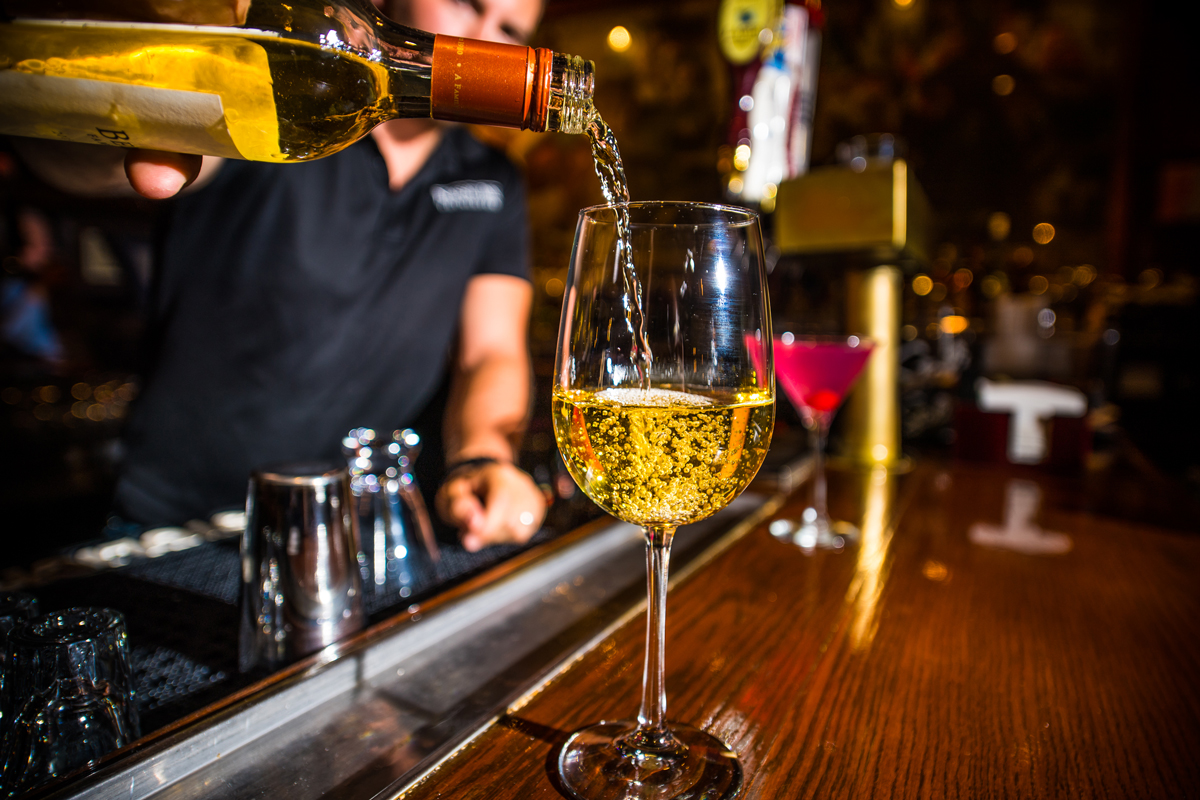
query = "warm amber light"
xmin=993 ymin=74 xmax=1015 ymax=96
xmin=980 ymin=276 xmax=1003 ymax=298
xmin=544 ymin=277 xmax=565 ymax=297
xmin=1074 ymin=264 xmax=1097 ymax=286
xmin=1029 ymin=275 xmax=1049 ymax=294
xmin=893 ymin=0 xmax=914 ymax=7
xmin=922 ymin=560 xmax=949 ymax=581
xmin=1032 ymin=222 xmax=1055 ymax=244
xmin=1013 ymin=246 xmax=1034 ymax=266
xmin=607 ymin=25 xmax=632 ymax=52
xmin=993 ymin=32 xmax=1017 ymax=54
xmin=940 ymin=315 xmax=969 ymax=335
xmin=727 ymin=177 xmax=744 ymax=194
xmin=953 ymin=267 xmax=974 ymax=289
xmin=912 ymin=274 xmax=933 ymax=296
xmin=732 ymin=144 xmax=751 ymax=171
xmin=987 ymin=211 xmax=1011 ymax=241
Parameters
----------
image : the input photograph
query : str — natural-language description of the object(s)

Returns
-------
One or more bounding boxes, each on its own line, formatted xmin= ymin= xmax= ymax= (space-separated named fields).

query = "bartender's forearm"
xmin=443 ymin=352 xmax=531 ymax=465
xmin=445 ymin=274 xmax=535 ymax=467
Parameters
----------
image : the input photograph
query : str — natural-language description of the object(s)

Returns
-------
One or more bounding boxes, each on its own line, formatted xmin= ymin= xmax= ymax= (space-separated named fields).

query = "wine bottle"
xmin=0 ymin=0 xmax=595 ymax=162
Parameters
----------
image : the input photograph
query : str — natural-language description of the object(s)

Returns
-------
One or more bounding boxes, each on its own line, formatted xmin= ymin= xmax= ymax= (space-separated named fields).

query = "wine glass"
xmin=768 ymin=333 xmax=874 ymax=550
xmin=552 ymin=202 xmax=774 ymax=800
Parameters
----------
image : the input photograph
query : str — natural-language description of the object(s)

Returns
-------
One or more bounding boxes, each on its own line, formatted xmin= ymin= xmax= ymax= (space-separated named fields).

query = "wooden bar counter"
xmin=396 ymin=457 xmax=1200 ymax=799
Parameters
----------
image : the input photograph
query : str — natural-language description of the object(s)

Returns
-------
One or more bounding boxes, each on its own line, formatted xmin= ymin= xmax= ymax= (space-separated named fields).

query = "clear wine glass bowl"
xmin=552 ymin=201 xmax=774 ymax=800
xmin=769 ymin=333 xmax=874 ymax=550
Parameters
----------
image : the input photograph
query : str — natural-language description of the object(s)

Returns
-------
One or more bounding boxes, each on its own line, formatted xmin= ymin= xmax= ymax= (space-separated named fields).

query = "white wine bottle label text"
xmin=0 ymin=72 xmax=242 ymax=158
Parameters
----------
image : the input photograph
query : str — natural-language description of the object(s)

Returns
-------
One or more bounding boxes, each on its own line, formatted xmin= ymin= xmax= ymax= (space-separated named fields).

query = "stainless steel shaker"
xmin=239 ymin=463 xmax=364 ymax=672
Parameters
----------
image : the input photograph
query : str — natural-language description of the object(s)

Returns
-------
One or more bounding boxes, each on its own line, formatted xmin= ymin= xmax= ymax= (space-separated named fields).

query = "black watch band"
xmin=443 ymin=456 xmax=504 ymax=480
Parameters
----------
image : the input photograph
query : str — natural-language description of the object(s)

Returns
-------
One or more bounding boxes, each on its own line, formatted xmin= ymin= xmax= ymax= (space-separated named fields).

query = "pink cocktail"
xmin=772 ymin=334 xmax=874 ymax=550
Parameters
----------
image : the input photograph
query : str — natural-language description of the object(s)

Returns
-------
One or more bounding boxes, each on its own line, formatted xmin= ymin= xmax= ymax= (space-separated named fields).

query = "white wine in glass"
xmin=552 ymin=201 xmax=774 ymax=800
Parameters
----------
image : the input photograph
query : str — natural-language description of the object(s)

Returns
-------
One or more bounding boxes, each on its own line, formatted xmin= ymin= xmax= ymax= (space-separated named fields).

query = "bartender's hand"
xmin=9 ymin=139 xmax=209 ymax=198
xmin=436 ymin=461 xmax=547 ymax=552
xmin=124 ymin=149 xmax=204 ymax=198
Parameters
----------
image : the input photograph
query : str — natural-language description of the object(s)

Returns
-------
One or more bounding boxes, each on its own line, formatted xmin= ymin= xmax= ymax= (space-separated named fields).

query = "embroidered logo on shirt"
xmin=430 ymin=180 xmax=504 ymax=213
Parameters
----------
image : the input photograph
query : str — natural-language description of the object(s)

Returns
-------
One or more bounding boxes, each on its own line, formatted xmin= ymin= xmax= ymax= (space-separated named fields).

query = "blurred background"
xmin=3 ymin=0 xmax=1198 ymax=577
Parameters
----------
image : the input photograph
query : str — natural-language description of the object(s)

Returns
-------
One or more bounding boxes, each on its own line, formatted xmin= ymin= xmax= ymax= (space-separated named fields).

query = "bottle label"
xmin=0 ymin=71 xmax=243 ymax=158
xmin=430 ymin=35 xmax=533 ymax=129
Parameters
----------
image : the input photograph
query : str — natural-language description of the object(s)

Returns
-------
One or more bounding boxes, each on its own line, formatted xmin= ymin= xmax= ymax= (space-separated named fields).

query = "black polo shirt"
xmin=115 ymin=127 xmax=529 ymax=526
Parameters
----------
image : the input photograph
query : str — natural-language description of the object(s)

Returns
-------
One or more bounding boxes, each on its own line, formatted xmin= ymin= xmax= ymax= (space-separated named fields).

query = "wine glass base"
xmin=769 ymin=515 xmax=858 ymax=551
xmin=557 ymin=720 xmax=742 ymax=800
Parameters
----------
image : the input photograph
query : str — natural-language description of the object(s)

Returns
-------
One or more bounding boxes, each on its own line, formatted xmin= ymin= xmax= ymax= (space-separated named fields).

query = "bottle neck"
xmin=426 ymin=34 xmax=595 ymax=133
xmin=541 ymin=52 xmax=595 ymax=134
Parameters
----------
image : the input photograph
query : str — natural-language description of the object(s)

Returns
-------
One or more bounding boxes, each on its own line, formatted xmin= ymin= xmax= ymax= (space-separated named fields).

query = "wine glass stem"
xmin=634 ymin=525 xmax=678 ymax=750
xmin=811 ymin=418 xmax=830 ymax=526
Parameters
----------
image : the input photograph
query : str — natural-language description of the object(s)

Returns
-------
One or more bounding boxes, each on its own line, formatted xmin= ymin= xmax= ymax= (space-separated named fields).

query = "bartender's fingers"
xmin=437 ymin=476 xmax=487 ymax=543
xmin=438 ymin=464 xmax=546 ymax=552
xmin=474 ymin=464 xmax=546 ymax=550
xmin=124 ymin=149 xmax=203 ymax=199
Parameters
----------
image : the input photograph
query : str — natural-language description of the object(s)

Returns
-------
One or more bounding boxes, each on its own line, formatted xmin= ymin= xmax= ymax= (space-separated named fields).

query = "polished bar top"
xmin=396 ymin=457 xmax=1200 ymax=798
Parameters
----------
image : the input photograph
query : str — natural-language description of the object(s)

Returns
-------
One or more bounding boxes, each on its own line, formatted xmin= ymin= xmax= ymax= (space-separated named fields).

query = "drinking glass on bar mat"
xmin=0 ymin=592 xmax=40 ymax=731
xmin=0 ymin=608 xmax=140 ymax=795
xmin=769 ymin=333 xmax=874 ymax=550
xmin=553 ymin=201 xmax=774 ymax=800
xmin=0 ymin=592 xmax=38 ymax=654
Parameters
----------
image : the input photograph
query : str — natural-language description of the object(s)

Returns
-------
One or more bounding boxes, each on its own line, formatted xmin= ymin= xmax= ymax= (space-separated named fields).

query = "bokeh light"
xmin=1073 ymin=264 xmax=1097 ymax=285
xmin=987 ymin=211 xmax=1011 ymax=241
xmin=940 ymin=315 xmax=969 ymax=335
xmin=733 ymin=144 xmax=751 ymax=171
xmin=993 ymin=74 xmax=1015 ymax=96
xmin=912 ymin=274 xmax=933 ymax=296
xmin=1032 ymin=222 xmax=1056 ymax=244
xmin=980 ymin=276 xmax=1003 ymax=298
xmin=607 ymin=26 xmax=632 ymax=52
xmin=993 ymin=32 xmax=1017 ymax=54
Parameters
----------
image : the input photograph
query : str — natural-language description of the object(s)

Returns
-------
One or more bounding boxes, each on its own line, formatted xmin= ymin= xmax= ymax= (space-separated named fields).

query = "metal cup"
xmin=239 ymin=463 xmax=365 ymax=673
xmin=0 ymin=608 xmax=140 ymax=795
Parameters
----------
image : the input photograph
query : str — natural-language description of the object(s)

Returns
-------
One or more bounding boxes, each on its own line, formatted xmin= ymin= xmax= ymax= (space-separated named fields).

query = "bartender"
xmin=11 ymin=0 xmax=549 ymax=552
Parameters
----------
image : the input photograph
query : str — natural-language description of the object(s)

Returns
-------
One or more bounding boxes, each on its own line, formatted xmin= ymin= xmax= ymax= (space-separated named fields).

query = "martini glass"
xmin=769 ymin=333 xmax=874 ymax=550
xmin=553 ymin=202 xmax=773 ymax=800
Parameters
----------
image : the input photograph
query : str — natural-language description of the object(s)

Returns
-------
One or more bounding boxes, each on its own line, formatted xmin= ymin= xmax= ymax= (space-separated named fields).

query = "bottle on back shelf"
xmin=0 ymin=0 xmax=595 ymax=161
